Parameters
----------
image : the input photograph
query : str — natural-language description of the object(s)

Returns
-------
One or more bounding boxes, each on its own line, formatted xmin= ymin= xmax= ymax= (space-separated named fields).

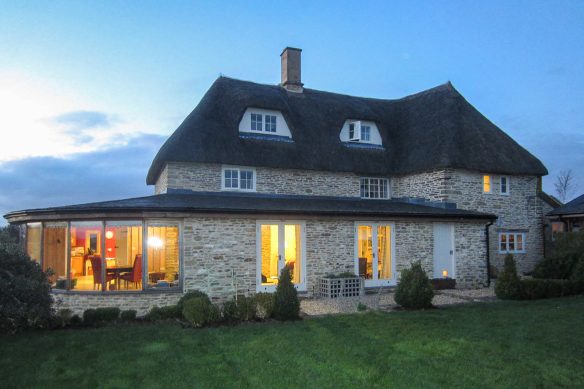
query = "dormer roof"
xmin=146 ymin=77 xmax=548 ymax=185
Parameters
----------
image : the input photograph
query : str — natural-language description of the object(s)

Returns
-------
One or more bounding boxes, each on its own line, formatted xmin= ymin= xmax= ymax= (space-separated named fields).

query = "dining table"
xmin=106 ymin=265 xmax=134 ymax=290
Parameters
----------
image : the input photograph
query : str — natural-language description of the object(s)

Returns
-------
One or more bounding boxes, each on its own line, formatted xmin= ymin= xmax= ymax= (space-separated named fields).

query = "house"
xmin=4 ymin=47 xmax=548 ymax=315
xmin=547 ymin=193 xmax=584 ymax=233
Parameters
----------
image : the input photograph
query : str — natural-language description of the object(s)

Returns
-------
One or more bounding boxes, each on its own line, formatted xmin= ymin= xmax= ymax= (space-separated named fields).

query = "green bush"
xmin=145 ymin=305 xmax=180 ymax=321
xmin=254 ymin=292 xmax=275 ymax=320
xmin=221 ymin=299 xmax=238 ymax=323
xmin=520 ymin=279 xmax=580 ymax=300
xmin=273 ymin=265 xmax=300 ymax=321
xmin=0 ymin=226 xmax=53 ymax=333
xmin=182 ymin=296 xmax=220 ymax=327
xmin=395 ymin=261 xmax=434 ymax=309
xmin=82 ymin=307 xmax=120 ymax=326
xmin=495 ymin=254 xmax=522 ymax=300
xmin=52 ymin=309 xmax=74 ymax=328
xmin=121 ymin=310 xmax=137 ymax=321
xmin=177 ymin=290 xmax=209 ymax=317
xmin=236 ymin=295 xmax=256 ymax=321
xmin=82 ymin=309 xmax=98 ymax=326
xmin=357 ymin=303 xmax=367 ymax=311
xmin=69 ymin=315 xmax=83 ymax=327
xmin=569 ymin=254 xmax=584 ymax=292
xmin=534 ymin=231 xmax=584 ymax=279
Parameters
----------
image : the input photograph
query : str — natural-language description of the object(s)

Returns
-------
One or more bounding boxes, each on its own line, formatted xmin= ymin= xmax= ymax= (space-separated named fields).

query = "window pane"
xmin=285 ymin=224 xmax=301 ymax=284
xmin=71 ymin=221 xmax=104 ymax=291
xmin=105 ymin=221 xmax=143 ymax=291
xmin=260 ymin=224 xmax=279 ymax=285
xmin=26 ymin=223 xmax=41 ymax=263
xmin=500 ymin=234 xmax=507 ymax=251
xmin=516 ymin=234 xmax=523 ymax=251
xmin=361 ymin=126 xmax=371 ymax=141
xmin=224 ymin=169 xmax=238 ymax=188
xmin=147 ymin=224 xmax=180 ymax=288
xmin=265 ymin=115 xmax=277 ymax=132
xmin=43 ymin=223 xmax=68 ymax=290
xmin=240 ymin=170 xmax=254 ymax=190
xmin=358 ymin=226 xmax=373 ymax=279
xmin=501 ymin=177 xmax=508 ymax=193
xmin=483 ymin=175 xmax=491 ymax=192
xmin=349 ymin=123 xmax=355 ymax=139
xmin=378 ymin=225 xmax=392 ymax=280
xmin=508 ymin=234 xmax=515 ymax=251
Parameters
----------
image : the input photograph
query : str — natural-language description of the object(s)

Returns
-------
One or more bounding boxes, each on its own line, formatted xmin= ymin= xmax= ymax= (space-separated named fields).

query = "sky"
xmin=1 ymin=0 xmax=583 ymax=224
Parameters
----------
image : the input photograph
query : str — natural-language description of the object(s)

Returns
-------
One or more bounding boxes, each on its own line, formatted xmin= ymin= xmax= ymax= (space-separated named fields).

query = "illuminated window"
xmin=360 ymin=178 xmax=390 ymax=199
xmin=483 ymin=175 xmax=491 ymax=193
xmin=500 ymin=176 xmax=509 ymax=195
xmin=499 ymin=232 xmax=526 ymax=254
xmin=147 ymin=222 xmax=180 ymax=289
xmin=222 ymin=166 xmax=255 ymax=191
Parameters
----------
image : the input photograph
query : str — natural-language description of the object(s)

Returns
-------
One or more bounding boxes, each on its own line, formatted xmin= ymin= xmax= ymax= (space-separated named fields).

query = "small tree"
xmin=395 ymin=262 xmax=434 ymax=309
xmin=495 ymin=254 xmax=522 ymax=300
xmin=555 ymin=169 xmax=577 ymax=203
xmin=273 ymin=265 xmax=300 ymax=320
xmin=0 ymin=226 xmax=53 ymax=333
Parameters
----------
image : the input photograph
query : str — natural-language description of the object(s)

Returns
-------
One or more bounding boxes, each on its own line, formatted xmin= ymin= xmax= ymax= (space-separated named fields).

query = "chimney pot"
xmin=280 ymin=47 xmax=303 ymax=92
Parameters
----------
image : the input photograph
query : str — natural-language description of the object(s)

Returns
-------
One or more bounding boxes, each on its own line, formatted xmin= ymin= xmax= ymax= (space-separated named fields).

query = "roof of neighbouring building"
xmin=539 ymin=191 xmax=563 ymax=209
xmin=548 ymin=193 xmax=584 ymax=217
xmin=3 ymin=191 xmax=496 ymax=222
xmin=146 ymin=76 xmax=548 ymax=185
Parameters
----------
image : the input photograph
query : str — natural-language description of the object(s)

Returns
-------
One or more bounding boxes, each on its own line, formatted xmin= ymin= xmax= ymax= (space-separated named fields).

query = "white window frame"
xmin=361 ymin=125 xmax=371 ymax=141
xmin=264 ymin=115 xmax=277 ymax=133
xmin=360 ymin=177 xmax=390 ymax=199
xmin=498 ymin=232 xmax=526 ymax=254
xmin=483 ymin=175 xmax=492 ymax=194
xmin=353 ymin=221 xmax=397 ymax=287
xmin=500 ymin=176 xmax=510 ymax=195
xmin=221 ymin=166 xmax=256 ymax=191
xmin=250 ymin=113 xmax=263 ymax=131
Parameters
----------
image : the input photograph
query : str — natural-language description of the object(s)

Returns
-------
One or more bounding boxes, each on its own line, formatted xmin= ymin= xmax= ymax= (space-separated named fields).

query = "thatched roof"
xmin=146 ymin=77 xmax=547 ymax=185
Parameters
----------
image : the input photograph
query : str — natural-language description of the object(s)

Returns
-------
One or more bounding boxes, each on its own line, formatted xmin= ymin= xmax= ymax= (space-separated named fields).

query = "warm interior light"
xmin=105 ymin=231 xmax=114 ymax=239
xmin=148 ymin=237 xmax=163 ymax=249
xmin=442 ymin=270 xmax=448 ymax=278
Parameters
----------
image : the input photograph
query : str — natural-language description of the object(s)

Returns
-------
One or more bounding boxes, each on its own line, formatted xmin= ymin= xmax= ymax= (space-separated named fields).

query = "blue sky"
xmin=1 ymin=0 xmax=583 ymax=223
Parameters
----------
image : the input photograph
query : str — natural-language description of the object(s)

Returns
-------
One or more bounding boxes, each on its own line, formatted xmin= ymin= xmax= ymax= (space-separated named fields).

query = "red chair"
xmin=88 ymin=255 xmax=115 ymax=290
xmin=120 ymin=254 xmax=142 ymax=290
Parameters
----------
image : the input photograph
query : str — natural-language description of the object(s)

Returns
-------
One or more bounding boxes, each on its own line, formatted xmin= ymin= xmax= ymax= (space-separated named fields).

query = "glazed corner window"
xmin=147 ymin=223 xmax=180 ymax=289
xmin=265 ymin=115 xmax=277 ymax=132
xmin=483 ymin=175 xmax=491 ymax=193
xmin=361 ymin=125 xmax=371 ymax=141
xmin=251 ymin=113 xmax=263 ymax=131
xmin=499 ymin=232 xmax=525 ymax=254
xmin=360 ymin=178 xmax=390 ymax=199
xmin=223 ymin=167 xmax=255 ymax=191
xmin=500 ymin=176 xmax=509 ymax=195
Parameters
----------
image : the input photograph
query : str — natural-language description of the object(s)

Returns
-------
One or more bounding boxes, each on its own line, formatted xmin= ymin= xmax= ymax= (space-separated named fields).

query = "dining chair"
xmin=120 ymin=254 xmax=142 ymax=290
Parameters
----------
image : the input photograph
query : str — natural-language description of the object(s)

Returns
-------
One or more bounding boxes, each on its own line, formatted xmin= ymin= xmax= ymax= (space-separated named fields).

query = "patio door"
xmin=355 ymin=223 xmax=395 ymax=287
xmin=257 ymin=221 xmax=306 ymax=292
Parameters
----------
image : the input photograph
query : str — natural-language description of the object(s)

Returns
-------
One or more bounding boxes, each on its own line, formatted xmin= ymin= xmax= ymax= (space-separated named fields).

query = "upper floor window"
xmin=500 ymin=176 xmax=509 ymax=195
xmin=239 ymin=108 xmax=292 ymax=138
xmin=340 ymin=120 xmax=382 ymax=146
xmin=360 ymin=178 xmax=390 ymax=199
xmin=251 ymin=113 xmax=263 ymax=131
xmin=222 ymin=166 xmax=256 ymax=191
xmin=499 ymin=232 xmax=525 ymax=254
xmin=483 ymin=175 xmax=491 ymax=193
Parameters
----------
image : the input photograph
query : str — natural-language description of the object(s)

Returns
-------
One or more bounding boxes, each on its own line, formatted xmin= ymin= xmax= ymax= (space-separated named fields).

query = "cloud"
xmin=52 ymin=110 xmax=117 ymax=130
xmin=0 ymin=133 xmax=167 ymax=225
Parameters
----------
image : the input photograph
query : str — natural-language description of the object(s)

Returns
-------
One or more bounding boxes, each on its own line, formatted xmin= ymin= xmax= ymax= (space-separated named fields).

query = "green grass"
xmin=2 ymin=297 xmax=584 ymax=388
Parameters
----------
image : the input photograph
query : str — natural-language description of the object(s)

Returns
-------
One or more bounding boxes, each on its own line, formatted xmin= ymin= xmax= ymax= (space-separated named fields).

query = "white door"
xmin=256 ymin=221 xmax=306 ymax=292
xmin=433 ymin=223 xmax=455 ymax=279
xmin=355 ymin=223 xmax=396 ymax=287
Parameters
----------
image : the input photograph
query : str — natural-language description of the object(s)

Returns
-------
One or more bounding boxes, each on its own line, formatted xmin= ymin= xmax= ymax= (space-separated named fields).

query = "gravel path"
xmin=301 ymin=285 xmax=496 ymax=316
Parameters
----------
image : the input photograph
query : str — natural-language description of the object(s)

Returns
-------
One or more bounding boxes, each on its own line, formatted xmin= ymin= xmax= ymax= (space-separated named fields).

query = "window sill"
xmin=50 ymin=287 xmax=183 ymax=296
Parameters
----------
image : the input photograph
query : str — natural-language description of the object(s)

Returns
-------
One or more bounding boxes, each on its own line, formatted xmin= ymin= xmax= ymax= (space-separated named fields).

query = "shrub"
xmin=221 ymin=299 xmax=239 ymax=323
xmin=145 ymin=305 xmax=180 ymax=321
xmin=357 ymin=303 xmax=367 ymax=311
xmin=495 ymin=254 xmax=522 ymax=300
xmin=236 ymin=295 xmax=256 ymax=321
xmin=569 ymin=254 xmax=584 ymax=292
xmin=52 ymin=309 xmax=74 ymax=328
xmin=255 ymin=292 xmax=275 ymax=320
xmin=82 ymin=309 xmax=99 ymax=326
xmin=177 ymin=290 xmax=209 ymax=317
xmin=534 ymin=231 xmax=584 ymax=279
xmin=0 ymin=226 xmax=53 ymax=333
xmin=121 ymin=310 xmax=137 ymax=321
xmin=69 ymin=315 xmax=83 ymax=327
xmin=273 ymin=265 xmax=300 ymax=321
xmin=395 ymin=261 xmax=434 ymax=309
xmin=82 ymin=307 xmax=120 ymax=326
xmin=182 ymin=296 xmax=220 ymax=327
xmin=520 ymin=279 xmax=579 ymax=300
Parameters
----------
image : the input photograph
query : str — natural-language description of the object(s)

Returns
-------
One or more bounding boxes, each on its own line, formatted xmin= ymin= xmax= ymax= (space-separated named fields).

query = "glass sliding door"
xmin=257 ymin=221 xmax=305 ymax=292
xmin=105 ymin=221 xmax=143 ymax=291
xmin=70 ymin=221 xmax=104 ymax=291
xmin=355 ymin=223 xmax=395 ymax=287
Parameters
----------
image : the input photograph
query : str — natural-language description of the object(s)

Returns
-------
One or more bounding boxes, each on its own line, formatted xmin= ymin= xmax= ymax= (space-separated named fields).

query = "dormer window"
xmin=239 ymin=108 xmax=292 ymax=139
xmin=340 ymin=120 xmax=382 ymax=146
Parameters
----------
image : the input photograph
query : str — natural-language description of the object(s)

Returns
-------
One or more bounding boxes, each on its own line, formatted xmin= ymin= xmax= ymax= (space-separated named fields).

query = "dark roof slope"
xmin=4 ymin=191 xmax=495 ymax=222
xmin=146 ymin=77 xmax=547 ymax=184
xmin=548 ymin=193 xmax=584 ymax=216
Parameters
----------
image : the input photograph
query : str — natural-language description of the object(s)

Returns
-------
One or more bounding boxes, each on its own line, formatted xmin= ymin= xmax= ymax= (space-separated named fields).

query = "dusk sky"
xmin=1 ymin=0 xmax=583 ymax=224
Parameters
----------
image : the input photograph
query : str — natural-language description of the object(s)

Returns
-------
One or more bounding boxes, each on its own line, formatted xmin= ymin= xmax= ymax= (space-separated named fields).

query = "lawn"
xmin=1 ymin=297 xmax=584 ymax=388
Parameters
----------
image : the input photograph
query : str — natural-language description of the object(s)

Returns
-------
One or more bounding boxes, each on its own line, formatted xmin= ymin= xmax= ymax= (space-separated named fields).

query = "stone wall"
xmin=154 ymin=164 xmax=169 ymax=195
xmin=455 ymin=222 xmax=488 ymax=287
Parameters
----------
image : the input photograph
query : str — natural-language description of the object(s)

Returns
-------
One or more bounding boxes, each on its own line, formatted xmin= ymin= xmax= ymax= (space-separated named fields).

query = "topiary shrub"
xmin=273 ymin=265 xmax=300 ymax=321
xmin=395 ymin=261 xmax=434 ymax=309
xmin=495 ymin=254 xmax=522 ymax=300
xmin=236 ymin=295 xmax=257 ymax=321
xmin=182 ymin=296 xmax=220 ymax=327
xmin=121 ymin=310 xmax=137 ymax=321
xmin=0 ymin=226 xmax=53 ymax=333
xmin=177 ymin=290 xmax=209 ymax=317
xmin=82 ymin=309 xmax=99 ymax=326
xmin=254 ymin=292 xmax=275 ymax=320
xmin=145 ymin=305 xmax=180 ymax=321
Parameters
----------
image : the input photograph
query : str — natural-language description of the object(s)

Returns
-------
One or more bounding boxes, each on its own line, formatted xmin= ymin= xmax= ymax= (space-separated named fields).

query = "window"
xmin=264 ymin=115 xmax=277 ymax=132
xmin=499 ymin=232 xmax=525 ymax=254
xmin=483 ymin=175 xmax=491 ymax=193
xmin=349 ymin=123 xmax=356 ymax=140
xmin=360 ymin=178 xmax=390 ymax=199
xmin=500 ymin=176 xmax=509 ymax=195
xmin=361 ymin=125 xmax=371 ymax=141
xmin=222 ymin=167 xmax=255 ymax=191
xmin=251 ymin=113 xmax=263 ymax=131
xmin=147 ymin=222 xmax=180 ymax=289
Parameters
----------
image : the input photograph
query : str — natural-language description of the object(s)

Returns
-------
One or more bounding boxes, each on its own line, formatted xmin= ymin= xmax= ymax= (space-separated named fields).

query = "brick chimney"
xmin=280 ymin=47 xmax=303 ymax=92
